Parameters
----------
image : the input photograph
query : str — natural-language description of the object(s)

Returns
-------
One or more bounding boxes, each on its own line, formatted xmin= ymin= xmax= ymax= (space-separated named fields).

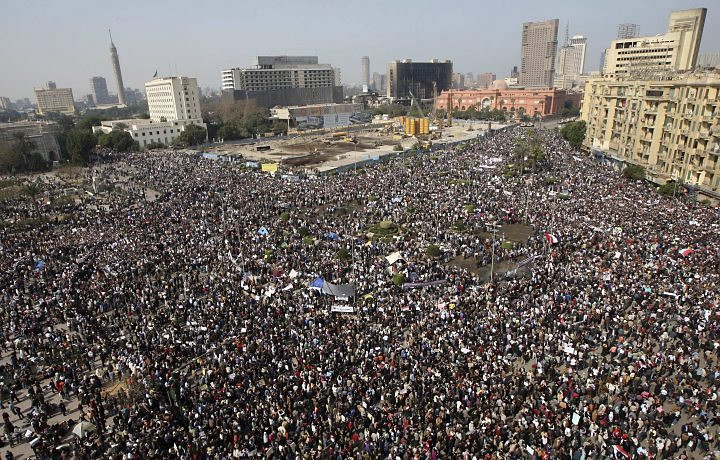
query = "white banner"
xmin=331 ymin=305 xmax=354 ymax=313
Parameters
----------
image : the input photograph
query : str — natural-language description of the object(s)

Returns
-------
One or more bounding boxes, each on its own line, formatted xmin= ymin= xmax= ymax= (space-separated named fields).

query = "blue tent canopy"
xmin=309 ymin=278 xmax=325 ymax=289
xmin=258 ymin=227 xmax=269 ymax=236
xmin=325 ymin=232 xmax=340 ymax=241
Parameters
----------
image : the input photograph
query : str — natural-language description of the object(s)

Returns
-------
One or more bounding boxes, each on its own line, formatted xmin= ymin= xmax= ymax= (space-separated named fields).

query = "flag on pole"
xmin=544 ymin=233 xmax=559 ymax=245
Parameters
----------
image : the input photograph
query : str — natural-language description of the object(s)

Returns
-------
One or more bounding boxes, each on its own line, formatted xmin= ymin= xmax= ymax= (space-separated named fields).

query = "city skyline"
xmin=1 ymin=0 xmax=718 ymax=100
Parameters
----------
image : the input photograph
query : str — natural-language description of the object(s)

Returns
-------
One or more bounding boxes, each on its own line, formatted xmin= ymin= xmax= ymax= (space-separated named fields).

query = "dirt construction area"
xmin=205 ymin=120 xmax=507 ymax=173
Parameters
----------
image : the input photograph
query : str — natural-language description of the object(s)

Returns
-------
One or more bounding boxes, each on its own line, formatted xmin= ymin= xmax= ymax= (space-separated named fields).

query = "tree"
xmin=176 ymin=124 xmax=207 ymax=147
xmin=97 ymin=130 xmax=137 ymax=152
xmin=658 ymin=182 xmax=677 ymax=197
xmin=272 ymin=120 xmax=288 ymax=136
xmin=217 ymin=123 xmax=244 ymax=141
xmin=76 ymin=116 xmax=103 ymax=131
xmin=623 ymin=164 xmax=646 ymax=181
xmin=66 ymin=129 xmax=97 ymax=164
xmin=560 ymin=121 xmax=586 ymax=149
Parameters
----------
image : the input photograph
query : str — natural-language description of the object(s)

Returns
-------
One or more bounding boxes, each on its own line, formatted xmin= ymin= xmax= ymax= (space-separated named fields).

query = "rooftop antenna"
xmin=109 ymin=29 xmax=114 ymax=45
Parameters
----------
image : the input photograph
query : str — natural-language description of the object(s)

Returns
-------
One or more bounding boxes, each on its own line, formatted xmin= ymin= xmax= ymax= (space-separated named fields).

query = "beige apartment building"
xmin=520 ymin=19 xmax=559 ymax=88
xmin=34 ymin=81 xmax=75 ymax=115
xmin=603 ymin=8 xmax=706 ymax=77
xmin=581 ymin=71 xmax=720 ymax=195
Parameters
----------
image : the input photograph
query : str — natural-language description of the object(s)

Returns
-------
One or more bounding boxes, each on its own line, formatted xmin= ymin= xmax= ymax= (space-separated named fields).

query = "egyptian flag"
xmin=544 ymin=233 xmax=559 ymax=245
xmin=678 ymin=247 xmax=694 ymax=257
xmin=613 ymin=445 xmax=630 ymax=459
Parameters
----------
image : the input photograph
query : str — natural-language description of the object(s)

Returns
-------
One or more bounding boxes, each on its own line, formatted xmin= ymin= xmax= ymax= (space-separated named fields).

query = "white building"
xmin=93 ymin=76 xmax=206 ymax=149
xmin=221 ymin=56 xmax=337 ymax=91
xmin=603 ymin=8 xmax=706 ymax=77
xmin=554 ymin=35 xmax=587 ymax=89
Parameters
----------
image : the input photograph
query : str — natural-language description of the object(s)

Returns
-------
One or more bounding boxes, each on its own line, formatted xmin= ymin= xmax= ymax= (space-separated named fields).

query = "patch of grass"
xmin=279 ymin=211 xmax=290 ymax=221
xmin=452 ymin=220 xmax=467 ymax=232
xmin=557 ymin=192 xmax=570 ymax=200
xmin=544 ymin=176 xmax=557 ymax=185
xmin=302 ymin=236 xmax=314 ymax=246
xmin=449 ymin=179 xmax=470 ymax=186
xmin=0 ymin=185 xmax=23 ymax=201
xmin=0 ymin=179 xmax=18 ymax=189
xmin=501 ymin=241 xmax=514 ymax=250
xmin=464 ymin=204 xmax=476 ymax=213
xmin=337 ymin=249 xmax=350 ymax=261
xmin=369 ymin=220 xmax=399 ymax=236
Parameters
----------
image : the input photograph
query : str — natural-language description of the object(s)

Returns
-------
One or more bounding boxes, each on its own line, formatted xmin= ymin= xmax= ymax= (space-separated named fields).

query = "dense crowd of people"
xmin=1 ymin=127 xmax=718 ymax=459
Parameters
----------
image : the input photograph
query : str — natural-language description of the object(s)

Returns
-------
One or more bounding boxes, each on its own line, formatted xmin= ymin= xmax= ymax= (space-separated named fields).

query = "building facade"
xmin=603 ymin=8 xmax=706 ymax=78
xmin=372 ymin=72 xmax=386 ymax=93
xmin=476 ymin=73 xmax=497 ymax=89
xmin=145 ymin=76 xmax=203 ymax=122
xmin=271 ymin=103 xmax=366 ymax=130
xmin=520 ymin=19 xmax=559 ymax=88
xmin=554 ymin=35 xmax=587 ymax=89
xmin=221 ymin=56 xmax=342 ymax=107
xmin=0 ymin=121 xmax=61 ymax=161
xmin=90 ymin=76 xmax=110 ymax=105
xmin=435 ymin=80 xmax=580 ymax=118
xmin=34 ymin=82 xmax=75 ymax=115
xmin=617 ymin=23 xmax=640 ymax=39
xmin=386 ymin=59 xmax=452 ymax=99
xmin=581 ymin=72 xmax=720 ymax=195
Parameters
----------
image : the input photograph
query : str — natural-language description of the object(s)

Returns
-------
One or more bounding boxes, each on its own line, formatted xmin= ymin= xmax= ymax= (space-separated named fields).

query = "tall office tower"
xmin=617 ymin=23 xmax=640 ymax=39
xmin=555 ymin=33 xmax=588 ymax=88
xmin=603 ymin=8 xmax=706 ymax=77
xmin=145 ymin=76 xmax=202 ymax=122
xmin=109 ymin=30 xmax=126 ymax=105
xmin=510 ymin=66 xmax=519 ymax=78
xmin=361 ymin=56 xmax=370 ymax=87
xmin=90 ymin=76 xmax=110 ymax=105
xmin=520 ymin=19 xmax=559 ymax=87
xmin=386 ymin=59 xmax=452 ymax=99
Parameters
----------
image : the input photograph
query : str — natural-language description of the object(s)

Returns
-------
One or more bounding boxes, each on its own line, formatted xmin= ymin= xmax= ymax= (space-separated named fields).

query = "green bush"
xmin=392 ymin=273 xmax=405 ymax=286
xmin=658 ymin=182 xmax=677 ymax=197
xmin=337 ymin=249 xmax=351 ymax=260
xmin=464 ymin=204 xmax=476 ymax=213
xmin=623 ymin=164 xmax=645 ymax=181
xmin=452 ymin=220 xmax=467 ymax=232
xmin=544 ymin=176 xmax=557 ymax=185
xmin=302 ymin=236 xmax=314 ymax=246
xmin=298 ymin=227 xmax=310 ymax=237
xmin=279 ymin=211 xmax=290 ymax=221
xmin=426 ymin=244 xmax=442 ymax=258
xmin=501 ymin=241 xmax=514 ymax=250
xmin=560 ymin=121 xmax=586 ymax=149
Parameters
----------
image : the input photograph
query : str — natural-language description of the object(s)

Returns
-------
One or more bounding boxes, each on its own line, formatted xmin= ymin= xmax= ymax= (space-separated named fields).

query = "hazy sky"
xmin=1 ymin=0 xmax=718 ymax=100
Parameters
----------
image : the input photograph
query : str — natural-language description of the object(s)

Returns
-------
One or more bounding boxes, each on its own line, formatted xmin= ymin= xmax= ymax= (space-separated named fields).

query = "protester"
xmin=0 ymin=127 xmax=718 ymax=459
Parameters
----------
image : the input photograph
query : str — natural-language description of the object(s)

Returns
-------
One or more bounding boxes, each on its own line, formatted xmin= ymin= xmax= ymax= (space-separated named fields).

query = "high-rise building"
xmin=0 ymin=97 xmax=12 ymax=109
xmin=698 ymin=53 xmax=720 ymax=69
xmin=90 ymin=76 xmax=110 ymax=105
xmin=464 ymin=73 xmax=474 ymax=87
xmin=476 ymin=72 xmax=497 ymax=88
xmin=520 ymin=19 xmax=559 ymax=88
xmin=333 ymin=67 xmax=342 ymax=86
xmin=617 ymin=23 xmax=640 ymax=39
xmin=452 ymin=73 xmax=466 ymax=89
xmin=371 ymin=72 xmax=385 ymax=93
xmin=554 ymin=34 xmax=587 ymax=89
xmin=145 ymin=77 xmax=202 ymax=122
xmin=221 ymin=56 xmax=342 ymax=107
xmin=109 ymin=30 xmax=126 ymax=106
xmin=510 ymin=66 xmax=519 ymax=78
xmin=603 ymin=8 xmax=706 ymax=77
xmin=361 ymin=56 xmax=370 ymax=87
xmin=34 ymin=82 xmax=75 ymax=115
xmin=581 ymin=72 xmax=720 ymax=196
xmin=386 ymin=59 xmax=453 ymax=99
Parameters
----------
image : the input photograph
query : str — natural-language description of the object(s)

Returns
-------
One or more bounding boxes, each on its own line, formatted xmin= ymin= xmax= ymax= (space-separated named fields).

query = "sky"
xmin=1 ymin=0 xmax=718 ymax=101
